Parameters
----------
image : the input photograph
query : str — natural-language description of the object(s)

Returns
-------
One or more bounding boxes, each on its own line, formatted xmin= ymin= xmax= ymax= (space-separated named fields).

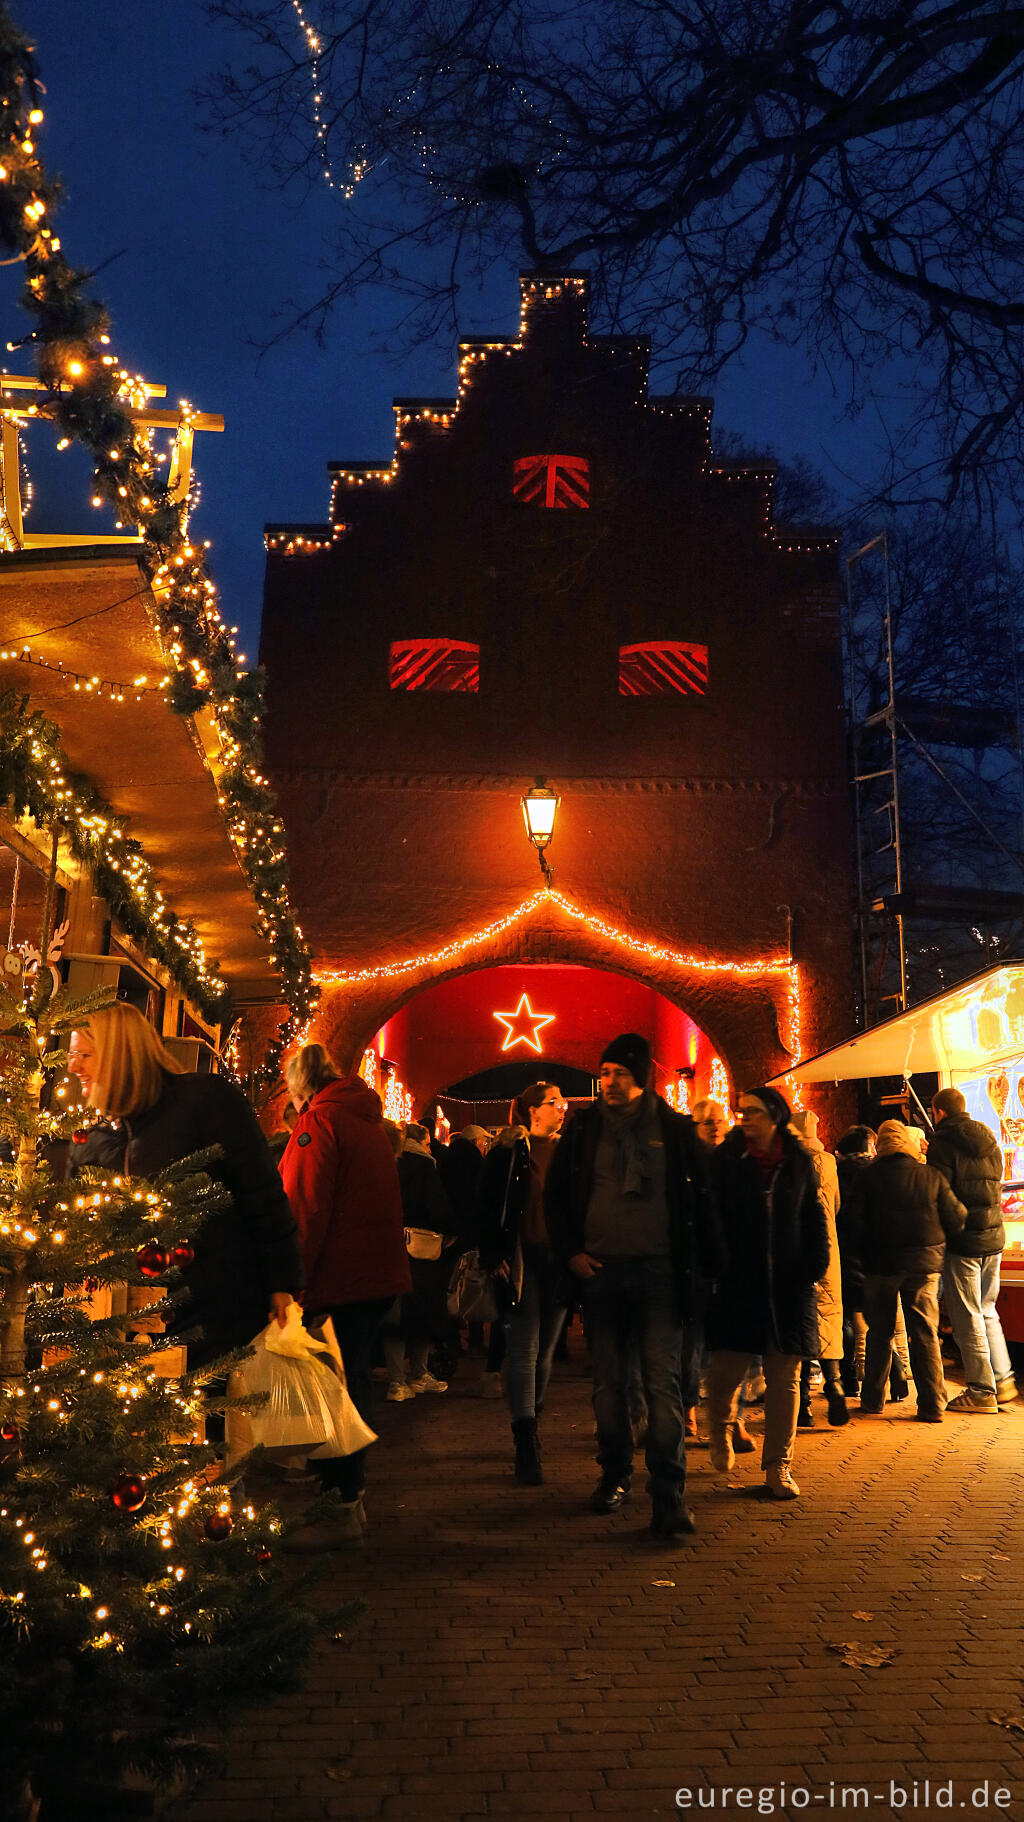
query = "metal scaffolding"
xmin=845 ymin=529 xmax=1024 ymax=1029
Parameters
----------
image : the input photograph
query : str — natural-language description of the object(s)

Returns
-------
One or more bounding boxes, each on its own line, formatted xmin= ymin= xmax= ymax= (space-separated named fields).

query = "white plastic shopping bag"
xmin=226 ymin=1304 xmax=376 ymax=1464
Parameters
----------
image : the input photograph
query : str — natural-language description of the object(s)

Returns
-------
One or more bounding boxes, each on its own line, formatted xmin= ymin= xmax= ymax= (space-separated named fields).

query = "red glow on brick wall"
xmin=370 ymin=963 xmax=718 ymax=1108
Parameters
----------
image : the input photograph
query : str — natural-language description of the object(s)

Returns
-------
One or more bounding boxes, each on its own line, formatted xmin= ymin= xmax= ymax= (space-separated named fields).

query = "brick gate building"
xmin=260 ymin=274 xmax=850 ymax=1115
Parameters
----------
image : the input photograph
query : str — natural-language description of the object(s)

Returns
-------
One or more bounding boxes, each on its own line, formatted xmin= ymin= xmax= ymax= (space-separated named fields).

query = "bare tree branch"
xmin=201 ymin=0 xmax=1024 ymax=501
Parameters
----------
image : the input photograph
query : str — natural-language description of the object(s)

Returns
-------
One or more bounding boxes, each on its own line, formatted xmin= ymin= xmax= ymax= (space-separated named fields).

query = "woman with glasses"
xmin=477 ymin=1082 xmax=567 ymax=1486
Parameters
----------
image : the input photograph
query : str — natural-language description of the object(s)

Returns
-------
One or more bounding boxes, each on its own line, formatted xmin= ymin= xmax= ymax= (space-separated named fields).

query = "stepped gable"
xmin=267 ymin=273 xmax=829 ymax=558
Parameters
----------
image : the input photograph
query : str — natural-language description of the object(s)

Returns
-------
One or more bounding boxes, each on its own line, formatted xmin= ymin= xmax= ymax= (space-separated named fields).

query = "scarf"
xmin=601 ymin=1092 xmax=655 ymax=1196
xmin=747 ymin=1129 xmax=784 ymax=1182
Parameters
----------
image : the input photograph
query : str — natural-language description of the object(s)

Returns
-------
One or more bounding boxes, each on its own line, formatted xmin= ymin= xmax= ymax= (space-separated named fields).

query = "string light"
xmin=0 ymin=696 xmax=229 ymax=1015
xmin=289 ymin=0 xmax=370 ymax=197
xmin=314 ymin=886 xmax=803 ymax=1098
xmin=0 ymin=76 xmax=317 ymax=1076
xmin=358 ymin=1043 xmax=413 ymax=1118
xmin=0 ymin=645 xmax=171 ymax=701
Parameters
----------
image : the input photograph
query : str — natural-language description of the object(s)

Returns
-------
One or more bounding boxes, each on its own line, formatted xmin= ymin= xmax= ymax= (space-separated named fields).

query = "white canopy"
xmin=770 ymin=962 xmax=1024 ymax=1086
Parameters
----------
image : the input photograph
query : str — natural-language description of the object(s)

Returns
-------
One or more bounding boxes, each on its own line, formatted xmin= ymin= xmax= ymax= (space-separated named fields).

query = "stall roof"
xmin=0 ymin=547 xmax=279 ymax=1004
xmin=770 ymin=962 xmax=1024 ymax=1085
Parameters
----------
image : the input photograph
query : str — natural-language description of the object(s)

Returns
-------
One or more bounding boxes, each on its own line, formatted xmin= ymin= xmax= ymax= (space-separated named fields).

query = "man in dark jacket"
xmin=545 ymin=1032 xmax=718 ymax=1539
xmin=928 ymin=1087 xmax=1017 ymax=1413
xmin=844 ymin=1119 xmax=966 ymax=1421
xmin=706 ymin=1086 xmax=829 ymax=1500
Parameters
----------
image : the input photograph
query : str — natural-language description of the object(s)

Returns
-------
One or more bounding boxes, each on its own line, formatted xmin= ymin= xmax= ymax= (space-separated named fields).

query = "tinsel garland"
xmin=0 ymin=688 xmax=231 ymax=1021
xmin=0 ymin=5 xmax=318 ymax=1080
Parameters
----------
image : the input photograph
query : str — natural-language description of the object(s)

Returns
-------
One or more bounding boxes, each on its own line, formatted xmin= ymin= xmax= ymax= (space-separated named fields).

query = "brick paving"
xmin=170 ymin=1345 xmax=1024 ymax=1821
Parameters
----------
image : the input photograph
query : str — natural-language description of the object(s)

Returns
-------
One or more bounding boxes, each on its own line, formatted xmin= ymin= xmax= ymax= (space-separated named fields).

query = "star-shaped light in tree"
xmin=493 ymin=992 xmax=555 ymax=1054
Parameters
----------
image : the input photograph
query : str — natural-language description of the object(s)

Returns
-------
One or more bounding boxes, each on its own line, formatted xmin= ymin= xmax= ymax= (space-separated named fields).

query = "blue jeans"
xmin=506 ymin=1244 xmax=567 ymax=1421
xmin=583 ymin=1257 xmax=686 ymax=1498
xmin=943 ymin=1253 xmax=1013 ymax=1398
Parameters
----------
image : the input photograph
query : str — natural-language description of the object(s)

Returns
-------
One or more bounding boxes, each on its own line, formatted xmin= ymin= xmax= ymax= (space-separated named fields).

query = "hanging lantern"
xmin=520 ymin=780 xmax=560 ymax=881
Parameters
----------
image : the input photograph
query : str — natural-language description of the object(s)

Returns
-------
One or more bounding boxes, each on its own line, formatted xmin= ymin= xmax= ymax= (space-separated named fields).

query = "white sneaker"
xmin=766 ymin=1465 xmax=800 ymax=1500
xmin=407 ymin=1372 xmax=447 ymax=1394
xmin=386 ymin=1381 xmax=415 ymax=1401
xmin=710 ymin=1429 xmax=735 ymax=1474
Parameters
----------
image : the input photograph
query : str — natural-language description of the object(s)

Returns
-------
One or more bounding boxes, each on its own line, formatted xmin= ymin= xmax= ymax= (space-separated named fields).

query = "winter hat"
xmin=745 ymin=1084 xmax=792 ymax=1129
xmin=459 ymin=1124 xmax=491 ymax=1146
xmin=599 ymin=1032 xmax=652 ymax=1089
xmin=875 ymin=1119 xmax=920 ymax=1158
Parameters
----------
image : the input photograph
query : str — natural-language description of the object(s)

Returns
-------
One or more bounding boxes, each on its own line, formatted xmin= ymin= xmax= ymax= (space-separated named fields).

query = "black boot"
xmin=797 ymin=1396 xmax=814 ymax=1428
xmin=825 ymin=1381 xmax=849 ymax=1427
xmin=512 ymin=1418 xmax=543 ymax=1486
xmin=650 ymin=1490 xmax=697 ymax=1538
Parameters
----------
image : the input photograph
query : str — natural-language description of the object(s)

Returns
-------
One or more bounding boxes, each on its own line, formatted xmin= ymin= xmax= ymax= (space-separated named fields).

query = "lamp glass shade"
xmin=521 ymin=786 xmax=559 ymax=848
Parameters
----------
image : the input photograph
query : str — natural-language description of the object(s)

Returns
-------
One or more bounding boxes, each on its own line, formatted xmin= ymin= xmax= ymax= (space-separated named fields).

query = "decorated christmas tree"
xmin=0 ymin=952 xmax=313 ymax=1817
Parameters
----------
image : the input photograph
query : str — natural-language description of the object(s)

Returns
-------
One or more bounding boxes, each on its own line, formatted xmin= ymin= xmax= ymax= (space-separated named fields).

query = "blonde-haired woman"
xmin=68 ymin=1004 xmax=302 ymax=1366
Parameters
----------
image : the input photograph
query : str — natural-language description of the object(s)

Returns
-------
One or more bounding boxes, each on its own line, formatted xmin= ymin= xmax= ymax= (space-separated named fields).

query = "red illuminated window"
xmin=512 ymin=454 xmax=590 ymax=508
xmin=619 ymin=642 xmax=708 ymax=696
xmin=389 ymin=639 xmax=480 ymax=693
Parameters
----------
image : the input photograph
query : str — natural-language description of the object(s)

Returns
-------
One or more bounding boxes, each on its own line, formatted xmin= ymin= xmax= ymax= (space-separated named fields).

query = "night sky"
xmin=3 ymin=1 xmax=900 ymax=660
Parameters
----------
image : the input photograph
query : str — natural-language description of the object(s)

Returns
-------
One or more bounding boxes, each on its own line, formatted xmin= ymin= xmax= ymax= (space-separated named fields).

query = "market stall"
xmin=770 ymin=962 xmax=1024 ymax=1342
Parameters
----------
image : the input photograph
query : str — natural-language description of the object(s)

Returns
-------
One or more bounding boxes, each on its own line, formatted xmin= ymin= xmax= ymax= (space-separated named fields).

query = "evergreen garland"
xmin=0 ymin=688 xmax=231 ymax=1022
xmin=0 ymin=5 xmax=318 ymax=1082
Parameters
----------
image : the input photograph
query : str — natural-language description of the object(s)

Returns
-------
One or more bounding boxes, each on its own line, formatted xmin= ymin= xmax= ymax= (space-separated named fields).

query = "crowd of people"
xmin=66 ymin=1006 xmax=1019 ymax=1551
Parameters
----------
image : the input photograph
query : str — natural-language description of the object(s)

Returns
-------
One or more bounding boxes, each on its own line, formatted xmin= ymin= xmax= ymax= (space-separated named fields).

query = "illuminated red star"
xmin=493 ymin=992 xmax=555 ymax=1054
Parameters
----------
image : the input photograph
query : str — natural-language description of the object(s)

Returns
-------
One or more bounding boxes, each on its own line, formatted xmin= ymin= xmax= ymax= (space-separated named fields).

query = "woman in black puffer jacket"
xmin=68 ymin=1003 xmax=302 ymax=1367
xmin=706 ymin=1085 xmax=830 ymax=1501
xmin=842 ymin=1120 xmax=966 ymax=1421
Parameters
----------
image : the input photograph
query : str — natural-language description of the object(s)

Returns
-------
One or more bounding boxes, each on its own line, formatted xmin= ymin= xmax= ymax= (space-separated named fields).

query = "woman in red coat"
xmin=280 ymin=1044 xmax=410 ymax=1548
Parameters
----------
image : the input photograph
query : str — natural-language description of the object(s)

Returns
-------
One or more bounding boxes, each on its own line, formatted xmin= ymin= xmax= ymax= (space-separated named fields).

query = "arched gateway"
xmin=260 ymin=275 xmax=852 ymax=1115
xmin=311 ymin=887 xmax=801 ymax=1115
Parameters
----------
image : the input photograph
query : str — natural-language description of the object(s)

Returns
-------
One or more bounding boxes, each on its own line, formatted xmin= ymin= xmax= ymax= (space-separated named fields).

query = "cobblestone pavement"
xmin=171 ymin=1346 xmax=1024 ymax=1822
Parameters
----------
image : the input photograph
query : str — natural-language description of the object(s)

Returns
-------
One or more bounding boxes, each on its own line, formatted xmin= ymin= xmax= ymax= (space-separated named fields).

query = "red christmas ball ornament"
xmin=256 ymin=1545 xmax=272 ymax=1564
xmin=0 ymin=1421 xmax=20 ymax=1445
xmin=84 ymin=1276 xmax=100 ymax=1293
xmin=168 ymin=1240 xmax=194 ymax=1269
xmin=110 ymin=1472 xmax=148 ymax=1512
xmin=137 ymin=1242 xmax=169 ymax=1279
xmin=71 ymin=1129 xmax=90 ymax=1145
xmin=205 ymin=1509 xmax=233 ymax=1541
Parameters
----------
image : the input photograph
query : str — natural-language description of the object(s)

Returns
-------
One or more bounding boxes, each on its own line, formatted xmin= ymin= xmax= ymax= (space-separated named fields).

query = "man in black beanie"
xmin=546 ymin=1032 xmax=721 ymax=1539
